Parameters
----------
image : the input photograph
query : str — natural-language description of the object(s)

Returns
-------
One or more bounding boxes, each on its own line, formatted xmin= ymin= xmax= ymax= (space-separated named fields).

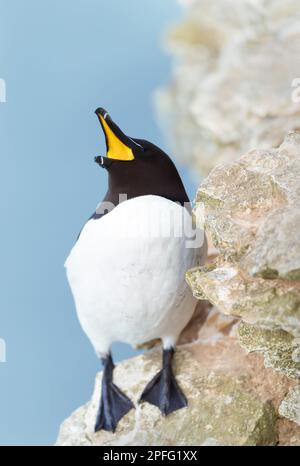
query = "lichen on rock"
xmin=279 ymin=386 xmax=300 ymax=426
xmin=186 ymin=134 xmax=300 ymax=440
xmin=238 ymin=322 xmax=300 ymax=379
xmin=187 ymin=133 xmax=300 ymax=384
xmin=57 ymin=310 xmax=298 ymax=446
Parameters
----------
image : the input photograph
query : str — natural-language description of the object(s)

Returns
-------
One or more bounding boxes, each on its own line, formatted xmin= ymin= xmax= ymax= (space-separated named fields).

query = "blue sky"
xmin=0 ymin=0 xmax=196 ymax=445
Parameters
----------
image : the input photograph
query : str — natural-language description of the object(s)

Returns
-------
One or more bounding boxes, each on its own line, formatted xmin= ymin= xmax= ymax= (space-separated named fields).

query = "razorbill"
xmin=65 ymin=108 xmax=206 ymax=433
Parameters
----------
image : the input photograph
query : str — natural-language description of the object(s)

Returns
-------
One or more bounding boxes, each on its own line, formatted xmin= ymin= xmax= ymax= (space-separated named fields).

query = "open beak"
xmin=95 ymin=108 xmax=136 ymax=163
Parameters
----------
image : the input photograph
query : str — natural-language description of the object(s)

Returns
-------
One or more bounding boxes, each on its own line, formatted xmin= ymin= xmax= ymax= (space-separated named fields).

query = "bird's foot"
xmin=139 ymin=348 xmax=187 ymax=416
xmin=95 ymin=383 xmax=134 ymax=432
xmin=95 ymin=353 xmax=134 ymax=433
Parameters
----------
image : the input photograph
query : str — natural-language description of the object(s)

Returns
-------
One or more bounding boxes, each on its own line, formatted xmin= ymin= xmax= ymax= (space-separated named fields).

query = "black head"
xmin=94 ymin=108 xmax=189 ymax=206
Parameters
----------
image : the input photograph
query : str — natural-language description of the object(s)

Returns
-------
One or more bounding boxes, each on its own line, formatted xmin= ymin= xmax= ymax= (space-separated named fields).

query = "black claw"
xmin=95 ymin=353 xmax=134 ymax=433
xmin=139 ymin=348 xmax=187 ymax=415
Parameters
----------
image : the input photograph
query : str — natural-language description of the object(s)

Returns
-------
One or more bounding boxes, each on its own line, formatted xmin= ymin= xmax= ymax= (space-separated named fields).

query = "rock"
xmin=187 ymin=133 xmax=300 ymax=379
xmin=56 ymin=405 xmax=92 ymax=446
xmin=277 ymin=418 xmax=300 ymax=446
xmin=238 ymin=323 xmax=300 ymax=379
xmin=279 ymin=386 xmax=300 ymax=426
xmin=56 ymin=309 xmax=297 ymax=446
xmin=156 ymin=0 xmax=300 ymax=176
xmin=178 ymin=299 xmax=212 ymax=344
xmin=193 ymin=132 xmax=300 ymax=269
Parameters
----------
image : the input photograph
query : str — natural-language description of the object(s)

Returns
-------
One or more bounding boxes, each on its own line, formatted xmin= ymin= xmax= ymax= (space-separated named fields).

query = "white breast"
xmin=65 ymin=195 xmax=206 ymax=356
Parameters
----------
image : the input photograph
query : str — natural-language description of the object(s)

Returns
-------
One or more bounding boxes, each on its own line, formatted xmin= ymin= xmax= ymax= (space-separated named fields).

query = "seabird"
xmin=65 ymin=108 xmax=206 ymax=432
